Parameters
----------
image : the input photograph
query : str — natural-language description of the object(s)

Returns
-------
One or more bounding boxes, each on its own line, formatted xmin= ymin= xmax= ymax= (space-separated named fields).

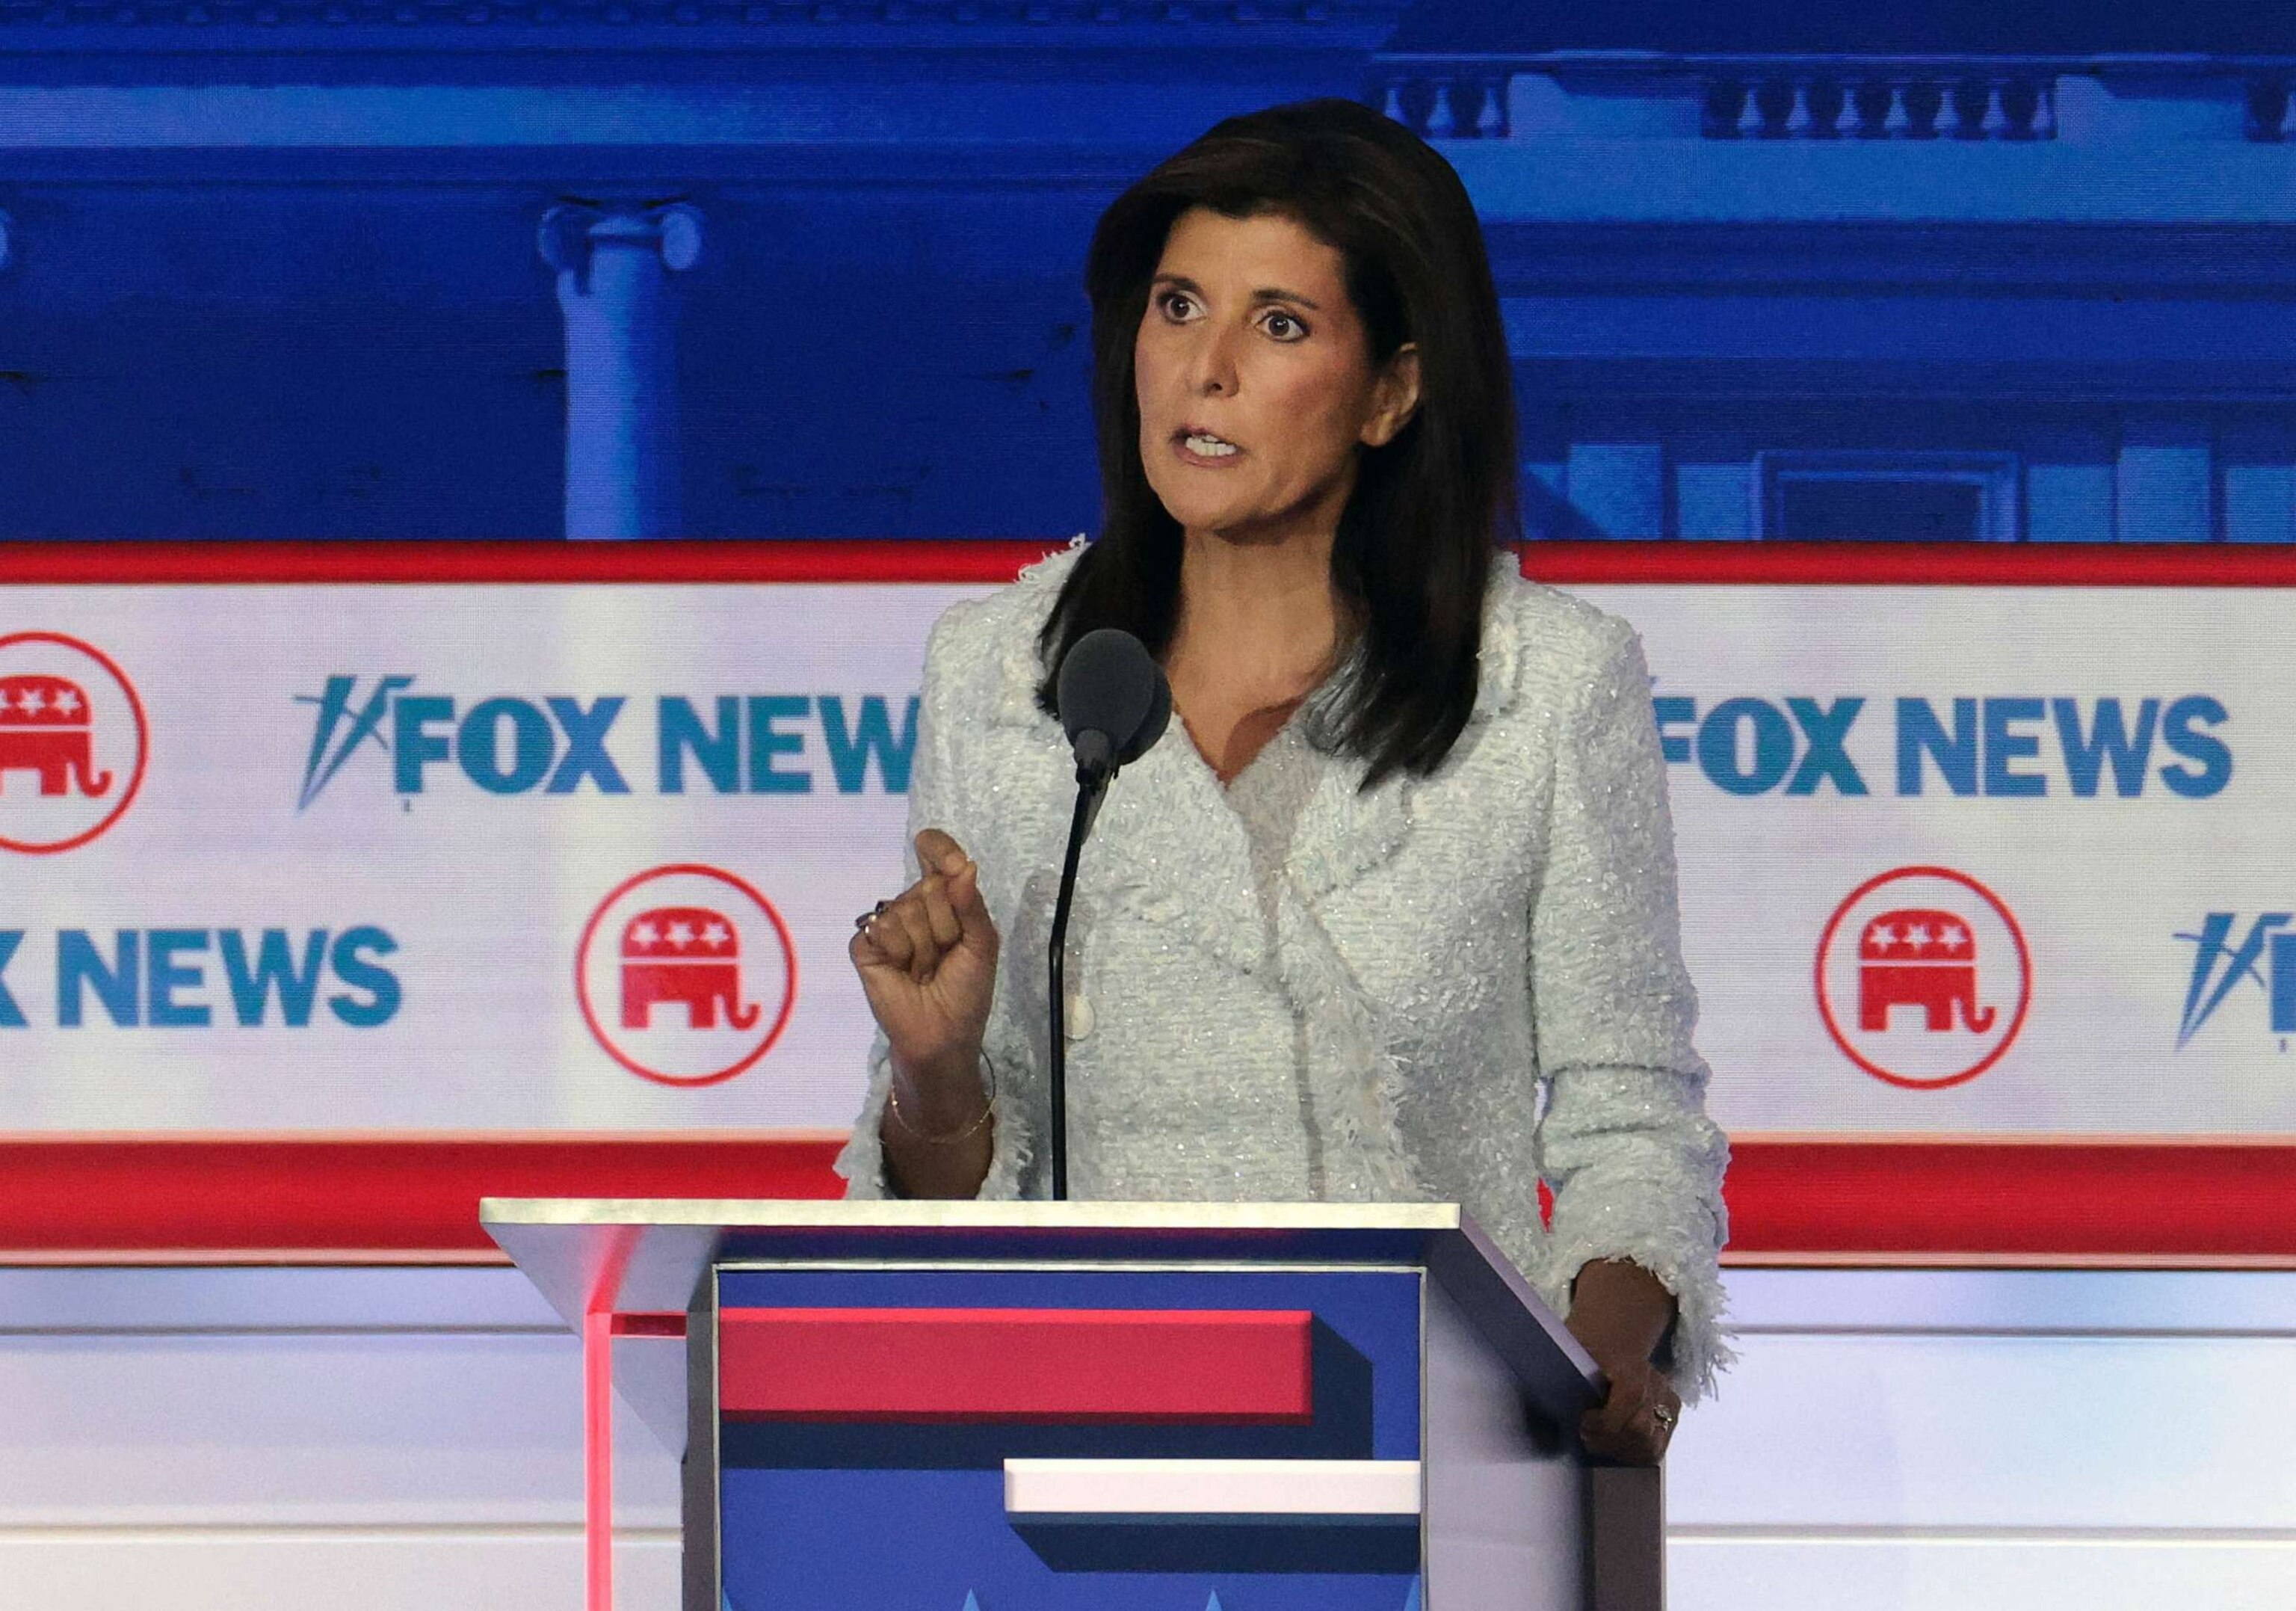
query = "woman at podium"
xmin=840 ymin=99 xmax=1728 ymax=1464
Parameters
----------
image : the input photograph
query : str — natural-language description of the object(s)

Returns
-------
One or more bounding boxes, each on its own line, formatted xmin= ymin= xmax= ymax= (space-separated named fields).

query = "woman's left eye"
xmin=1261 ymin=310 xmax=1306 ymax=341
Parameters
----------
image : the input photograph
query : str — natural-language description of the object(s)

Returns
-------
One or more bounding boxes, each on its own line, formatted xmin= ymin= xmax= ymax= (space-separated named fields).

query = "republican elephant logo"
xmin=1857 ymin=907 xmax=1996 ymax=1033
xmin=1816 ymin=866 xmax=2031 ymax=1091
xmin=576 ymin=864 xmax=797 ymax=1088
xmin=0 ymin=633 xmax=149 ymax=857
xmin=620 ymin=905 xmax=763 ymax=1032
xmin=0 ymin=674 xmax=114 ymax=799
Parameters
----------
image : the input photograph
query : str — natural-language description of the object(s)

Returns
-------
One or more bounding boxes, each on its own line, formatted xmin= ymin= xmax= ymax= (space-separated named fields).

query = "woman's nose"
xmin=1185 ymin=323 xmax=1241 ymax=396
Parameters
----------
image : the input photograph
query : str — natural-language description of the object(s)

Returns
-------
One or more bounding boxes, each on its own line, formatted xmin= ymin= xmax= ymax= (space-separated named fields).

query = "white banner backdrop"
xmin=1614 ymin=585 xmax=2294 ymax=1139
xmin=3 ymin=580 xmax=2292 ymax=1139
xmin=0 ymin=586 xmax=944 ymax=1135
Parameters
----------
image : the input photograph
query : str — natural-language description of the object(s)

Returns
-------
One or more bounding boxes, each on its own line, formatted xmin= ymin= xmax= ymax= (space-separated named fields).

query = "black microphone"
xmin=1047 ymin=628 xmax=1170 ymax=1200
xmin=1055 ymin=626 xmax=1171 ymax=785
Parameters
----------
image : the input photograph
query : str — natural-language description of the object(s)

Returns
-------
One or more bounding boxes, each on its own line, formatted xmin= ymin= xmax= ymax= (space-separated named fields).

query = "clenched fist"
xmin=851 ymin=828 xmax=1002 ymax=1115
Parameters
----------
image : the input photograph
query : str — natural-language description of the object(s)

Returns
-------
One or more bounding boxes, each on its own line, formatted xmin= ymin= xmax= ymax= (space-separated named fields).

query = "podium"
xmin=482 ymin=1200 xmax=1664 ymax=1611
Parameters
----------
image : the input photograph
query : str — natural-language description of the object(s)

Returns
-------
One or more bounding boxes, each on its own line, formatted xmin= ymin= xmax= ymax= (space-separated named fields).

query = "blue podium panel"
xmin=713 ymin=1266 xmax=1424 ymax=1611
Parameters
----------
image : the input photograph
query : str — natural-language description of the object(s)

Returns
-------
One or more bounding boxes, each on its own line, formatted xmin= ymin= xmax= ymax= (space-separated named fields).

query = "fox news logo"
xmin=1655 ymin=694 xmax=2229 ymax=799
xmin=295 ymin=677 xmax=917 ymax=808
xmin=0 ymin=926 xmax=401 ymax=1029
xmin=2175 ymin=914 xmax=2296 ymax=1048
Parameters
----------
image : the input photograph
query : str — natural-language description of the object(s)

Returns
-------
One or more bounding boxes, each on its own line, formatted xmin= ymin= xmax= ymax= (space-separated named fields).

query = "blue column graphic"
xmin=538 ymin=200 xmax=703 ymax=540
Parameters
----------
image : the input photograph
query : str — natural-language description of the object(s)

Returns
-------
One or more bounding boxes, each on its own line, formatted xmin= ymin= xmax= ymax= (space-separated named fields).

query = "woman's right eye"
xmin=1157 ymin=291 xmax=1198 ymax=321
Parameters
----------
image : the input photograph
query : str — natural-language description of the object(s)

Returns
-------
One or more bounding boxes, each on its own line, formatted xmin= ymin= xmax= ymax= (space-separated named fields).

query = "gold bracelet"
xmin=885 ymin=1077 xmax=994 ymax=1145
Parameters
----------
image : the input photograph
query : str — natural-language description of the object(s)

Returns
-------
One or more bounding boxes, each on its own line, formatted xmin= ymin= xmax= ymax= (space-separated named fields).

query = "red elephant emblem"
xmin=1858 ymin=906 xmax=1996 ymax=1032
xmin=620 ymin=905 xmax=762 ymax=1031
xmin=0 ymin=674 xmax=113 ymax=798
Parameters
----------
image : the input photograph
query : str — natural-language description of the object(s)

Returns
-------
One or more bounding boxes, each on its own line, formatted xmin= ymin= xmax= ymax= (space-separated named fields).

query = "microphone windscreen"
xmin=1056 ymin=628 xmax=1163 ymax=761
xmin=1118 ymin=662 xmax=1171 ymax=766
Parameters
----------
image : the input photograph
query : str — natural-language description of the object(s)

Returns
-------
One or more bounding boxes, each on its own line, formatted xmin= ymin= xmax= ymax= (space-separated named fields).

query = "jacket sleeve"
xmin=1528 ymin=612 xmax=1732 ymax=1400
xmin=833 ymin=603 xmax=1036 ymax=1201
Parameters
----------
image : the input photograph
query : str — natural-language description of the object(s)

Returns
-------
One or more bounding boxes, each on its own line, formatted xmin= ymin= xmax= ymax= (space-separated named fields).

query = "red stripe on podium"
xmin=718 ymin=1307 xmax=1316 ymax=1423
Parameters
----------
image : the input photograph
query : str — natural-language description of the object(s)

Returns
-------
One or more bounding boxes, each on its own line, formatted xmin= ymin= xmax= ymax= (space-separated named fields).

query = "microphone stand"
xmin=1046 ymin=741 xmax=1112 ymax=1202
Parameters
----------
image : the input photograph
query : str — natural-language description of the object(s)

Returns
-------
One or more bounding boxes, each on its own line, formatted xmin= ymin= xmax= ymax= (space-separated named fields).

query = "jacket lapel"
xmin=1285 ymin=564 xmax=1524 ymax=904
xmin=1090 ymin=729 xmax=1267 ymax=977
xmin=984 ymin=553 xmax=1525 ymax=978
xmin=985 ymin=588 xmax=1265 ymax=979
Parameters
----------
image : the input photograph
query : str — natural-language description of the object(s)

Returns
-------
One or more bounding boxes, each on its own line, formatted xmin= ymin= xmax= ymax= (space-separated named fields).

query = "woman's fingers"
xmin=917 ymin=875 xmax=964 ymax=951
xmin=885 ymin=895 xmax=941 ymax=983
xmin=1628 ymin=1383 xmax=1677 ymax=1461
xmin=1580 ymin=1402 xmax=1649 ymax=1464
xmin=915 ymin=827 xmax=970 ymax=878
xmin=947 ymin=860 xmax=997 ymax=958
xmin=1578 ymin=1363 xmax=1677 ymax=1465
xmin=854 ymin=901 xmax=914 ymax=971
xmin=849 ymin=830 xmax=999 ymax=1059
xmin=854 ymin=867 xmax=974 ymax=987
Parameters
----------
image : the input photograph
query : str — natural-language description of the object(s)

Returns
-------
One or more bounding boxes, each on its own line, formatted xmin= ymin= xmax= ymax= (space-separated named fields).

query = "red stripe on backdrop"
xmin=0 ymin=1134 xmax=845 ymax=1256
xmin=1518 ymin=543 xmax=2296 ymax=588
xmin=0 ymin=1135 xmax=2292 ymax=1262
xmin=9 ymin=539 xmax=2296 ymax=588
xmin=1723 ymin=1138 xmax=2296 ymax=1262
xmin=0 ymin=539 xmax=1066 ymax=585
xmin=718 ymin=1307 xmax=1315 ymax=1423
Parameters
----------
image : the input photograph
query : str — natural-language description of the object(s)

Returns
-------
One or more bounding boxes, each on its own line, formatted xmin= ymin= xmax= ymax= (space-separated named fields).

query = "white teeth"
xmin=1185 ymin=434 xmax=1238 ymax=457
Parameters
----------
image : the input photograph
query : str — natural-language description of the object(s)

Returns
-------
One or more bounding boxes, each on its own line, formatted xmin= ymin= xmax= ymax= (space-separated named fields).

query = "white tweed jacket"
xmin=836 ymin=543 xmax=1731 ymax=1398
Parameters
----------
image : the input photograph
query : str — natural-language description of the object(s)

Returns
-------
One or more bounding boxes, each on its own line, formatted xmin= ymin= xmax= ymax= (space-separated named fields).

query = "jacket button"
xmin=1064 ymin=994 xmax=1094 ymax=1040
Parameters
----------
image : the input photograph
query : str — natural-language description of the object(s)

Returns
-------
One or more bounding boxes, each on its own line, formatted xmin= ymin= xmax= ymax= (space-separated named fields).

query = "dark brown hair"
xmin=1036 ymin=96 xmax=1519 ymax=786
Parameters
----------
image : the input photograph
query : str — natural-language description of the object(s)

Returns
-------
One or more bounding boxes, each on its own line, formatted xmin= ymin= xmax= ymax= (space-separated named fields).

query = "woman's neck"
xmin=1171 ymin=526 xmax=1345 ymax=692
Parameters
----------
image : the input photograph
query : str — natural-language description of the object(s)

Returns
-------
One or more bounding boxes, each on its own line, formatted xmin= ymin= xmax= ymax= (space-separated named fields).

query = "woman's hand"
xmin=1564 ymin=1257 xmax=1682 ymax=1465
xmin=851 ymin=828 xmax=1002 ymax=1109
xmin=1573 ymin=1350 xmax=1681 ymax=1467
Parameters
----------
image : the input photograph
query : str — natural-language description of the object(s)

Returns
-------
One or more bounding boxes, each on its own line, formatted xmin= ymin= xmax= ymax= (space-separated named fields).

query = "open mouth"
xmin=1176 ymin=428 xmax=1241 ymax=460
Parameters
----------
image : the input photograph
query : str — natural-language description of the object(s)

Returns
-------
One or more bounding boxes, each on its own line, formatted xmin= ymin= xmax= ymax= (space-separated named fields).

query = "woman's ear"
xmin=1360 ymin=343 xmax=1422 ymax=449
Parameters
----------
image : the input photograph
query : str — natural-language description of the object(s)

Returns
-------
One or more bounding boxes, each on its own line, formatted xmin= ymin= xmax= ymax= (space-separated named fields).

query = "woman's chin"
xmin=1146 ymin=484 xmax=1247 ymax=535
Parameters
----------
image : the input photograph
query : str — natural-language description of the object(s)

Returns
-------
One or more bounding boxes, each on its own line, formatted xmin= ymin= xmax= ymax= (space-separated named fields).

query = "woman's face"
xmin=1134 ymin=206 xmax=1419 ymax=546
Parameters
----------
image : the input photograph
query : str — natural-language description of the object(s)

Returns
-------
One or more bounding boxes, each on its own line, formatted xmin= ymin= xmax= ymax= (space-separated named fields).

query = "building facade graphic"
xmin=0 ymin=0 xmax=2286 ymax=541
